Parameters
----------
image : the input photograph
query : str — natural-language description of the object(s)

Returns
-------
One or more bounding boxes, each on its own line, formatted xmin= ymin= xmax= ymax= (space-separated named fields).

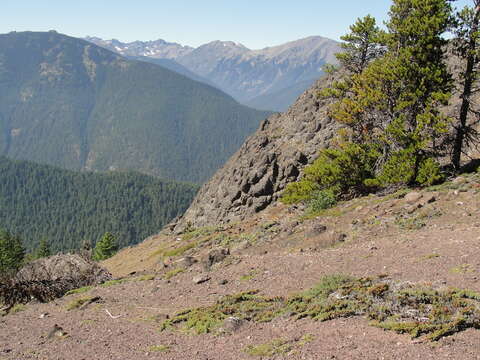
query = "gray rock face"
xmin=174 ymin=73 xmax=340 ymax=231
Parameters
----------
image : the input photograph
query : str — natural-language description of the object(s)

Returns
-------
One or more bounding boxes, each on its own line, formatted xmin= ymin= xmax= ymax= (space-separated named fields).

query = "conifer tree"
xmin=35 ymin=238 xmax=51 ymax=259
xmin=93 ymin=232 xmax=117 ymax=261
xmin=0 ymin=229 xmax=26 ymax=274
xmin=330 ymin=0 xmax=453 ymax=186
xmin=452 ymin=0 xmax=480 ymax=170
xmin=335 ymin=15 xmax=383 ymax=74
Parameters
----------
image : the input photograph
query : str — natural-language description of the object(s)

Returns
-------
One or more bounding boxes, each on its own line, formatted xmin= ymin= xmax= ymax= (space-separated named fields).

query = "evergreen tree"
xmin=331 ymin=0 xmax=453 ymax=186
xmin=0 ymin=229 xmax=26 ymax=274
xmin=35 ymin=238 xmax=51 ymax=259
xmin=452 ymin=0 xmax=480 ymax=170
xmin=335 ymin=15 xmax=384 ymax=74
xmin=93 ymin=232 xmax=117 ymax=261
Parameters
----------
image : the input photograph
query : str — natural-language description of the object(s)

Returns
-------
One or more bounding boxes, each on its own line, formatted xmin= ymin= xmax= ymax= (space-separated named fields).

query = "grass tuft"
xmin=65 ymin=286 xmax=93 ymax=296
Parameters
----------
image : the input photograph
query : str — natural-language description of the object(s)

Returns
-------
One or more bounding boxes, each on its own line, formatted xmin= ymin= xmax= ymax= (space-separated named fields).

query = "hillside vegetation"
xmin=0 ymin=157 xmax=198 ymax=252
xmin=0 ymin=31 xmax=270 ymax=183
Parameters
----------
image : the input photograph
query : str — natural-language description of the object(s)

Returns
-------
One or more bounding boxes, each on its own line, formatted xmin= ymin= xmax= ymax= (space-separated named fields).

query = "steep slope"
xmin=244 ymin=78 xmax=317 ymax=112
xmin=86 ymin=36 xmax=340 ymax=111
xmin=125 ymin=55 xmax=216 ymax=87
xmin=0 ymin=31 xmax=270 ymax=183
xmin=173 ymin=72 xmax=341 ymax=231
xmin=0 ymin=156 xmax=198 ymax=252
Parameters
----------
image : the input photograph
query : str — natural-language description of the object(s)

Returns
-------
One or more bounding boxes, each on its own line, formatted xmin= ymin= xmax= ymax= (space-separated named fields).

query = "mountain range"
xmin=86 ymin=36 xmax=340 ymax=111
xmin=0 ymin=31 xmax=270 ymax=183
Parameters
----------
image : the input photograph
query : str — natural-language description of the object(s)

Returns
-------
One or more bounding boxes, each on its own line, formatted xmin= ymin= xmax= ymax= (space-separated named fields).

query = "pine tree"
xmin=335 ymin=15 xmax=384 ymax=74
xmin=35 ymin=238 xmax=51 ymax=259
xmin=330 ymin=0 xmax=453 ymax=186
xmin=452 ymin=0 xmax=480 ymax=170
xmin=93 ymin=232 xmax=117 ymax=261
xmin=0 ymin=229 xmax=26 ymax=274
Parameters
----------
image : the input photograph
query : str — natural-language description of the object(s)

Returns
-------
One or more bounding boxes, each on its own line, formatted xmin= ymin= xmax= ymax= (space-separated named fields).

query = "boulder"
xmin=192 ymin=275 xmax=211 ymax=284
xmin=17 ymin=254 xmax=111 ymax=284
xmin=201 ymin=248 xmax=230 ymax=270
xmin=404 ymin=192 xmax=423 ymax=205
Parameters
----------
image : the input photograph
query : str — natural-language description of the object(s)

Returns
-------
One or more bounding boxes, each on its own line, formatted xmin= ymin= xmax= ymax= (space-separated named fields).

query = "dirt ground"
xmin=1 ymin=173 xmax=480 ymax=359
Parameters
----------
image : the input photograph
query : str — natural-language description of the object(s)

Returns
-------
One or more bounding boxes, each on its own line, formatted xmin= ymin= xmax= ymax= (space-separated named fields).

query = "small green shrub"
xmin=281 ymin=142 xmax=378 ymax=205
xmin=93 ymin=232 xmax=117 ymax=261
xmin=307 ymin=190 xmax=337 ymax=212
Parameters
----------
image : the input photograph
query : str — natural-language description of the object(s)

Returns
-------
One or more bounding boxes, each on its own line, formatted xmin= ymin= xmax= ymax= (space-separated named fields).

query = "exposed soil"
xmin=2 ymin=173 xmax=480 ymax=359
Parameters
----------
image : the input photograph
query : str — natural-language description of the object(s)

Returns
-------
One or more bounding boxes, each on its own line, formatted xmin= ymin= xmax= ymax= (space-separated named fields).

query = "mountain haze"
xmin=86 ymin=36 xmax=340 ymax=111
xmin=0 ymin=31 xmax=270 ymax=182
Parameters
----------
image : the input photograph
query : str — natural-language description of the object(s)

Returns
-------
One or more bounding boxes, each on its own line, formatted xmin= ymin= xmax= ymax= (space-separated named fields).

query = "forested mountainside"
xmin=0 ymin=156 xmax=198 ymax=252
xmin=86 ymin=36 xmax=340 ymax=111
xmin=0 ymin=31 xmax=270 ymax=183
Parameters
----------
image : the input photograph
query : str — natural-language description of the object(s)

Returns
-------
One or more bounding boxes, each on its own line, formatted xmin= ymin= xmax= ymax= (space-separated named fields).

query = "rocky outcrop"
xmin=174 ymin=73 xmax=340 ymax=231
xmin=17 ymin=254 xmax=112 ymax=283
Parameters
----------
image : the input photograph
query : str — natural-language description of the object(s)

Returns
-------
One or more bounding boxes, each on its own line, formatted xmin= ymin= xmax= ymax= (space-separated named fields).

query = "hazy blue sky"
xmin=2 ymin=0 xmax=473 ymax=49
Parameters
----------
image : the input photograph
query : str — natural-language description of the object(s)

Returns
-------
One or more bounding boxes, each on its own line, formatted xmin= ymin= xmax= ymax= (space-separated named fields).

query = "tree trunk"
xmin=452 ymin=3 xmax=480 ymax=170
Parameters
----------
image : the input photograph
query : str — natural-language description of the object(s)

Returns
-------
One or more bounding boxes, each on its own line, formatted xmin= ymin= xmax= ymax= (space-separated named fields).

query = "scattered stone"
xmin=312 ymin=231 xmax=347 ymax=249
xmin=79 ymin=296 xmax=102 ymax=310
xmin=193 ymin=275 xmax=211 ymax=284
xmin=280 ymin=220 xmax=299 ymax=235
xmin=218 ymin=279 xmax=228 ymax=285
xmin=305 ymin=223 xmax=327 ymax=238
xmin=421 ymin=193 xmax=437 ymax=205
xmin=452 ymin=176 xmax=467 ymax=185
xmin=404 ymin=204 xmax=421 ymax=214
xmin=201 ymin=248 xmax=229 ymax=270
xmin=39 ymin=313 xmax=49 ymax=319
xmin=235 ymin=240 xmax=251 ymax=251
xmin=178 ymin=256 xmax=197 ymax=268
xmin=222 ymin=317 xmax=243 ymax=333
xmin=404 ymin=191 xmax=422 ymax=204
xmin=47 ymin=324 xmax=67 ymax=339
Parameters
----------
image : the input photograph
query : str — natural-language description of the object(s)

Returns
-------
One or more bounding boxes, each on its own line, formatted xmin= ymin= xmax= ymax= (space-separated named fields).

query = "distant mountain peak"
xmin=85 ymin=35 xmax=340 ymax=111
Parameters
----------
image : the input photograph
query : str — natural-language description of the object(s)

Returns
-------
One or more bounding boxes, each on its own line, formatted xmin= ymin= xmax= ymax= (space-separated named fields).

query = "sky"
xmin=1 ymin=0 xmax=473 ymax=49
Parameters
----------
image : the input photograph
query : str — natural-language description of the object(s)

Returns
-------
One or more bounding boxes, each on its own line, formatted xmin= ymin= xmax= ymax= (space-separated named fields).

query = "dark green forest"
xmin=0 ymin=157 xmax=198 ymax=253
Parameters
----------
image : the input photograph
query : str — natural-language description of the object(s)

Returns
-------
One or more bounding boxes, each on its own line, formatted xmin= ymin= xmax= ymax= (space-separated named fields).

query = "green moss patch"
xmin=160 ymin=275 xmax=480 ymax=341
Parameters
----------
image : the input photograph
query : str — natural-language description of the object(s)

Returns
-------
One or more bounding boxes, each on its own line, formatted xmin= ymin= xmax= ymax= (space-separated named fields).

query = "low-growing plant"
xmin=9 ymin=304 xmax=27 ymax=313
xmin=245 ymin=338 xmax=293 ymax=357
xmin=65 ymin=286 xmax=93 ymax=296
xmin=66 ymin=296 xmax=95 ymax=311
xmin=148 ymin=345 xmax=170 ymax=353
xmin=160 ymin=274 xmax=480 ymax=341
xmin=101 ymin=278 xmax=129 ymax=287
xmin=307 ymin=190 xmax=337 ymax=212
xmin=136 ymin=274 xmax=155 ymax=281
xmin=164 ymin=268 xmax=185 ymax=280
